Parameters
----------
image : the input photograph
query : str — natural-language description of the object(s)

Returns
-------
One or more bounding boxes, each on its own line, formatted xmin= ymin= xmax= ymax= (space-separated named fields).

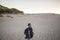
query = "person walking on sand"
xmin=24 ymin=23 xmax=34 ymax=40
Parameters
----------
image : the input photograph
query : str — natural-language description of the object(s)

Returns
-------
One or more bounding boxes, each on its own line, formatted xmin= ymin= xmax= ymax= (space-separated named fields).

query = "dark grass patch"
xmin=7 ymin=16 xmax=13 ymax=18
xmin=0 ymin=14 xmax=3 ymax=17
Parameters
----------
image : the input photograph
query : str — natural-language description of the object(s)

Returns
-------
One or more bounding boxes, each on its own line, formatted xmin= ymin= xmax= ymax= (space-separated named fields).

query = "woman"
xmin=24 ymin=23 xmax=34 ymax=40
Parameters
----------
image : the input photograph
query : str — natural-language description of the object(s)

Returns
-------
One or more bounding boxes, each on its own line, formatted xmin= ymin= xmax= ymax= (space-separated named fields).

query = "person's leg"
xmin=27 ymin=35 xmax=30 ymax=40
xmin=25 ymin=34 xmax=28 ymax=39
xmin=27 ymin=38 xmax=30 ymax=40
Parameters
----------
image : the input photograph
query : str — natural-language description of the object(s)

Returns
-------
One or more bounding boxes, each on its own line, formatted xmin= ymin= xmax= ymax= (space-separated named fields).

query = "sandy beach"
xmin=0 ymin=14 xmax=60 ymax=40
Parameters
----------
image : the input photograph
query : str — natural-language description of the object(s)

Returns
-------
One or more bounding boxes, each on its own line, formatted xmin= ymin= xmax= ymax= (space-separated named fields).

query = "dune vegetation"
xmin=0 ymin=5 xmax=24 ymax=14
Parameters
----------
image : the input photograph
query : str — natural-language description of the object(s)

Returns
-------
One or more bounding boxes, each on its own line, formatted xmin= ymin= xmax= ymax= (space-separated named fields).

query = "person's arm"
xmin=32 ymin=28 xmax=34 ymax=35
xmin=24 ymin=29 xmax=26 ymax=35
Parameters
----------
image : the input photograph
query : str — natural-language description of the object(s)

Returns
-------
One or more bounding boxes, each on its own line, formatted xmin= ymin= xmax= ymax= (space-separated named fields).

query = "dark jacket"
xmin=24 ymin=27 xmax=33 ymax=39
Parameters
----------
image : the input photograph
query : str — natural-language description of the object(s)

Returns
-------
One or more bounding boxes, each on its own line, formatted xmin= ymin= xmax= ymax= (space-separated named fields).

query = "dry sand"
xmin=0 ymin=14 xmax=60 ymax=40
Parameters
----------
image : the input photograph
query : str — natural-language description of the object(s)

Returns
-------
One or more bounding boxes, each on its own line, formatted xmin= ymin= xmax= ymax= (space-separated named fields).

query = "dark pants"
xmin=25 ymin=34 xmax=33 ymax=39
